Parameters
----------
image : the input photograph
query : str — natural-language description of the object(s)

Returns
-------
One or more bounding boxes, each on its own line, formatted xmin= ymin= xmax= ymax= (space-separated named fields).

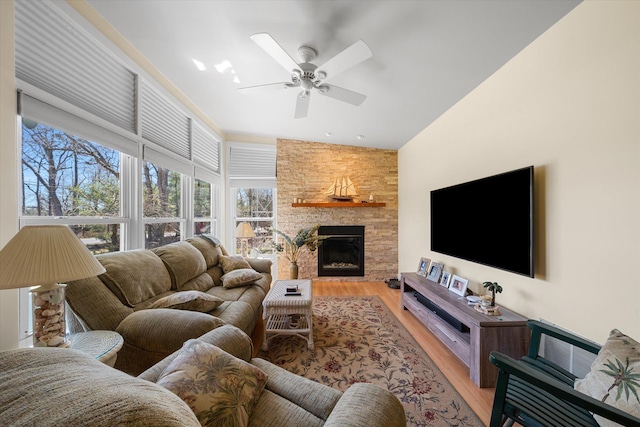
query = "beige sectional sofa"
xmin=66 ymin=235 xmax=272 ymax=375
xmin=0 ymin=324 xmax=405 ymax=426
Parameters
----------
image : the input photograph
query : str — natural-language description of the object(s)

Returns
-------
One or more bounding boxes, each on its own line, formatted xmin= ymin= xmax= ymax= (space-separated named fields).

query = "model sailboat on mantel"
xmin=325 ymin=176 xmax=358 ymax=201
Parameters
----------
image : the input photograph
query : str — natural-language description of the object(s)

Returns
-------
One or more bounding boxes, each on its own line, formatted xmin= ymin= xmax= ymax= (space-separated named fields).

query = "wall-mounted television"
xmin=430 ymin=166 xmax=534 ymax=278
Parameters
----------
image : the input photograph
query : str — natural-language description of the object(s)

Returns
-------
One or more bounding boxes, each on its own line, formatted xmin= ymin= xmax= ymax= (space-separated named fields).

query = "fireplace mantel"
xmin=292 ymin=202 xmax=386 ymax=208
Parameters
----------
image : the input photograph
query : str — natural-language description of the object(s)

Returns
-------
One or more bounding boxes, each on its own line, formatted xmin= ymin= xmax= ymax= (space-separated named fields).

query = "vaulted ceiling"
xmin=84 ymin=0 xmax=581 ymax=150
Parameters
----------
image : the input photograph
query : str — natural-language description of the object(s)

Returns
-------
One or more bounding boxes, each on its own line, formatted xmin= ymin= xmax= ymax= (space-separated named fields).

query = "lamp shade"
xmin=0 ymin=225 xmax=106 ymax=290
xmin=234 ymin=222 xmax=255 ymax=239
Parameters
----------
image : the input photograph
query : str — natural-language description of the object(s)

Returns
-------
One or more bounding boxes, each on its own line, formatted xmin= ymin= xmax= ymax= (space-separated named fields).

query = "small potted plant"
xmin=272 ymin=224 xmax=325 ymax=279
xmin=482 ymin=281 xmax=503 ymax=307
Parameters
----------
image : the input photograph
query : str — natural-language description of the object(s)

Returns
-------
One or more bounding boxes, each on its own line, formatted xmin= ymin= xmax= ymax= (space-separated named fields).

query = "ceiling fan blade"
xmin=250 ymin=33 xmax=301 ymax=74
xmin=294 ymin=91 xmax=310 ymax=119
xmin=316 ymin=40 xmax=372 ymax=80
xmin=238 ymin=82 xmax=294 ymax=94
xmin=317 ymin=84 xmax=367 ymax=106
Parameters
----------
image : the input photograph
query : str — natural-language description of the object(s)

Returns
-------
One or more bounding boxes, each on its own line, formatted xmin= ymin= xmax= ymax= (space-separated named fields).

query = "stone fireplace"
xmin=318 ymin=226 xmax=365 ymax=277
xmin=276 ymin=138 xmax=398 ymax=281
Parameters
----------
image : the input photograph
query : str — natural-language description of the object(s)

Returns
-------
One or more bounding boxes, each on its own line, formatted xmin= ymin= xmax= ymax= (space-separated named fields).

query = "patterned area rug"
xmin=258 ymin=295 xmax=482 ymax=426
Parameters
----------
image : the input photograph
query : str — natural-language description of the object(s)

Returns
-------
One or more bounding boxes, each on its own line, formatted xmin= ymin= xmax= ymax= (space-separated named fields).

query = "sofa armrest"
xmin=138 ymin=324 xmax=254 ymax=382
xmin=324 ymin=383 xmax=406 ymax=427
xmin=245 ymin=257 xmax=272 ymax=274
xmin=251 ymin=358 xmax=342 ymax=421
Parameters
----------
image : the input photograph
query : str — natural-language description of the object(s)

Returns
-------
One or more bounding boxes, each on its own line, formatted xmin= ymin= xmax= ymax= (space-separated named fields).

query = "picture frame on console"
xmin=440 ymin=271 xmax=451 ymax=287
xmin=426 ymin=262 xmax=444 ymax=282
xmin=449 ymin=275 xmax=469 ymax=297
xmin=417 ymin=257 xmax=430 ymax=277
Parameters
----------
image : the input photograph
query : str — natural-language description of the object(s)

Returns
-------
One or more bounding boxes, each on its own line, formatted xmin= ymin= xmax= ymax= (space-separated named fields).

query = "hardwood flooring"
xmin=252 ymin=280 xmax=493 ymax=426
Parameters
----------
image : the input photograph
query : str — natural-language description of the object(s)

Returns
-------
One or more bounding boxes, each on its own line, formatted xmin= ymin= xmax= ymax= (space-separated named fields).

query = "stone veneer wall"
xmin=276 ymin=139 xmax=398 ymax=281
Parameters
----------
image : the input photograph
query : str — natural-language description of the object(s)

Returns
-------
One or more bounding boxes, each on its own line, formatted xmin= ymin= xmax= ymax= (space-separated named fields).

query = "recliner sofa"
xmin=65 ymin=235 xmax=272 ymax=375
xmin=0 ymin=324 xmax=406 ymax=426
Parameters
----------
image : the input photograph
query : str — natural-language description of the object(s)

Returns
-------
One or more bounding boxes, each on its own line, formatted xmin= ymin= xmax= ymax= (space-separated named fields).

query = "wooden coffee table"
xmin=262 ymin=279 xmax=313 ymax=350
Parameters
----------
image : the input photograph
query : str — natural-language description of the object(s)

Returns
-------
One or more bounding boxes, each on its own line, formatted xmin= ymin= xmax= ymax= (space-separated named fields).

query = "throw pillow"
xmin=219 ymin=255 xmax=252 ymax=274
xmin=574 ymin=329 xmax=640 ymax=426
xmin=220 ymin=269 xmax=263 ymax=289
xmin=157 ymin=339 xmax=267 ymax=427
xmin=149 ymin=291 xmax=223 ymax=312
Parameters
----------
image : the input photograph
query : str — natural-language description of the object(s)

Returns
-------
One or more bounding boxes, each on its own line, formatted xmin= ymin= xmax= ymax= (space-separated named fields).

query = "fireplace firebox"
xmin=317 ymin=226 xmax=364 ymax=277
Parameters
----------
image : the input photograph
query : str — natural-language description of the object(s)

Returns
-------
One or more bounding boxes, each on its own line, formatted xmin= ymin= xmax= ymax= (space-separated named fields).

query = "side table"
xmin=69 ymin=330 xmax=123 ymax=367
xmin=262 ymin=279 xmax=313 ymax=350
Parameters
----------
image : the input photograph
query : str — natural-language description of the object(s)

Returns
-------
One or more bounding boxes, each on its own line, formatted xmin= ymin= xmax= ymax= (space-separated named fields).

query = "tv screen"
xmin=430 ymin=166 xmax=534 ymax=277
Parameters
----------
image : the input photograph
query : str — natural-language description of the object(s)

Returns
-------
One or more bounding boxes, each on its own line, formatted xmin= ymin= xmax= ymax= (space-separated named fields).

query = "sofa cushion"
xmin=98 ymin=250 xmax=171 ymax=307
xmin=158 ymin=339 xmax=267 ymax=427
xmin=149 ymin=291 xmax=224 ymax=312
xmin=154 ymin=241 xmax=207 ymax=290
xmin=187 ymin=236 xmax=224 ymax=268
xmin=220 ymin=255 xmax=252 ymax=273
xmin=178 ymin=272 xmax=215 ymax=292
xmin=221 ymin=268 xmax=264 ymax=289
xmin=574 ymin=329 xmax=640 ymax=426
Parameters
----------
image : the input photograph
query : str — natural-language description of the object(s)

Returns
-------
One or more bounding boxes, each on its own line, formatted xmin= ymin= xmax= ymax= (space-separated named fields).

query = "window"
xmin=21 ymin=121 xmax=124 ymax=254
xmin=20 ymin=120 xmax=128 ymax=340
xmin=194 ymin=178 xmax=217 ymax=236
xmin=233 ymin=188 xmax=275 ymax=255
xmin=143 ymin=160 xmax=184 ymax=249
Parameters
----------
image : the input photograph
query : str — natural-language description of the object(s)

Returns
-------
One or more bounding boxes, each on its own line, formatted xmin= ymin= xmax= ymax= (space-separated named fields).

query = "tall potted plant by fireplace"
xmin=273 ymin=224 xmax=324 ymax=279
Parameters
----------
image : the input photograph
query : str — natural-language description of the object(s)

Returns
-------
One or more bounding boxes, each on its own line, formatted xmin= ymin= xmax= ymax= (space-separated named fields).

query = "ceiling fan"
xmin=239 ymin=33 xmax=373 ymax=119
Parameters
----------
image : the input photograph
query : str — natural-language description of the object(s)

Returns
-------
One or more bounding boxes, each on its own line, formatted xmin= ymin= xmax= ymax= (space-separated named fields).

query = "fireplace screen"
xmin=317 ymin=226 xmax=364 ymax=277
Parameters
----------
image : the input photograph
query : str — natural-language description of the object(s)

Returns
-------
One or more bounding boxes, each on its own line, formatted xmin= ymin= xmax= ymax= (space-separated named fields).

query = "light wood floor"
xmin=252 ymin=280 xmax=494 ymax=425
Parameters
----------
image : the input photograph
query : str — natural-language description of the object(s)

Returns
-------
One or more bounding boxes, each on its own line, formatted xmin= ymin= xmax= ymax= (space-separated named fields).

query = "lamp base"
xmin=32 ymin=283 xmax=69 ymax=347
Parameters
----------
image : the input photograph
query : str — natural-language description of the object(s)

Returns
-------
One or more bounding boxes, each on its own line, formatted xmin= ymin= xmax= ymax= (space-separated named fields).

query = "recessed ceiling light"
xmin=356 ymin=135 xmax=365 ymax=140
xmin=192 ymin=59 xmax=206 ymax=71
xmin=325 ymin=132 xmax=333 ymax=137
xmin=215 ymin=60 xmax=233 ymax=73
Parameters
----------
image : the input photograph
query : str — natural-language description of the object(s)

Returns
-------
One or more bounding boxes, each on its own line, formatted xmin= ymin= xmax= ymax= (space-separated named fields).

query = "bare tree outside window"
xmin=235 ymin=188 xmax=275 ymax=255
xmin=143 ymin=161 xmax=182 ymax=248
xmin=21 ymin=122 xmax=121 ymax=253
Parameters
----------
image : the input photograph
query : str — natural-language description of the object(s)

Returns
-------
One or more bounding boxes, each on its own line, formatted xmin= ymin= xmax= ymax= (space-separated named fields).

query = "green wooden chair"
xmin=489 ymin=320 xmax=640 ymax=427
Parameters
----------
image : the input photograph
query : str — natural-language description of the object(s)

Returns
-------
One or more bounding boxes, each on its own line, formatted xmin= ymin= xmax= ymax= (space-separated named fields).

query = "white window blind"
xmin=141 ymin=80 xmax=191 ymax=160
xmin=228 ymin=145 xmax=276 ymax=178
xmin=20 ymin=93 xmax=138 ymax=157
xmin=14 ymin=0 xmax=136 ymax=134
xmin=143 ymin=146 xmax=193 ymax=177
xmin=192 ymin=121 xmax=221 ymax=173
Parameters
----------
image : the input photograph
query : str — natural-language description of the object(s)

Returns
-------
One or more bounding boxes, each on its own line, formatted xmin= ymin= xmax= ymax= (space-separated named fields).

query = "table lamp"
xmin=0 ymin=225 xmax=106 ymax=347
xmin=234 ymin=222 xmax=255 ymax=257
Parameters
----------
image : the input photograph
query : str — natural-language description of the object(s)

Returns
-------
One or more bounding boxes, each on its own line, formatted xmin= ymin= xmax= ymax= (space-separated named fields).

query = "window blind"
xmin=14 ymin=0 xmax=136 ymax=134
xmin=228 ymin=145 xmax=276 ymax=178
xmin=192 ymin=121 xmax=221 ymax=173
xmin=141 ymin=80 xmax=191 ymax=160
xmin=20 ymin=93 xmax=138 ymax=157
xmin=143 ymin=146 xmax=194 ymax=177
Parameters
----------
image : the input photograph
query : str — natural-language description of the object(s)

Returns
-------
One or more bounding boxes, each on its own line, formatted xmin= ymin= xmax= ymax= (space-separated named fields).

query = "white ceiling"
xmin=85 ymin=0 xmax=581 ymax=150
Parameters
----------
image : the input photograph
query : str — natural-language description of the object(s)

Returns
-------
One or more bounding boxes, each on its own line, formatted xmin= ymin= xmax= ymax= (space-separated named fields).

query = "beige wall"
xmin=399 ymin=1 xmax=640 ymax=343
xmin=276 ymin=139 xmax=398 ymax=281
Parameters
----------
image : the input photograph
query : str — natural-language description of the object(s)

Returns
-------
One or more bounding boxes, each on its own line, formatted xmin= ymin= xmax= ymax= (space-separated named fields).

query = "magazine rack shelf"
xmin=400 ymin=272 xmax=530 ymax=387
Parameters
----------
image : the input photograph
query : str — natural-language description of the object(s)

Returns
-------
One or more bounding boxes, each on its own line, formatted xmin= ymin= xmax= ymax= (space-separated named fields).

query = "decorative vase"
xmin=289 ymin=262 xmax=298 ymax=279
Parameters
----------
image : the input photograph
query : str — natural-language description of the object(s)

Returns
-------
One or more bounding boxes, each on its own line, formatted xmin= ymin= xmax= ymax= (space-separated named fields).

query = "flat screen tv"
xmin=430 ymin=166 xmax=534 ymax=278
